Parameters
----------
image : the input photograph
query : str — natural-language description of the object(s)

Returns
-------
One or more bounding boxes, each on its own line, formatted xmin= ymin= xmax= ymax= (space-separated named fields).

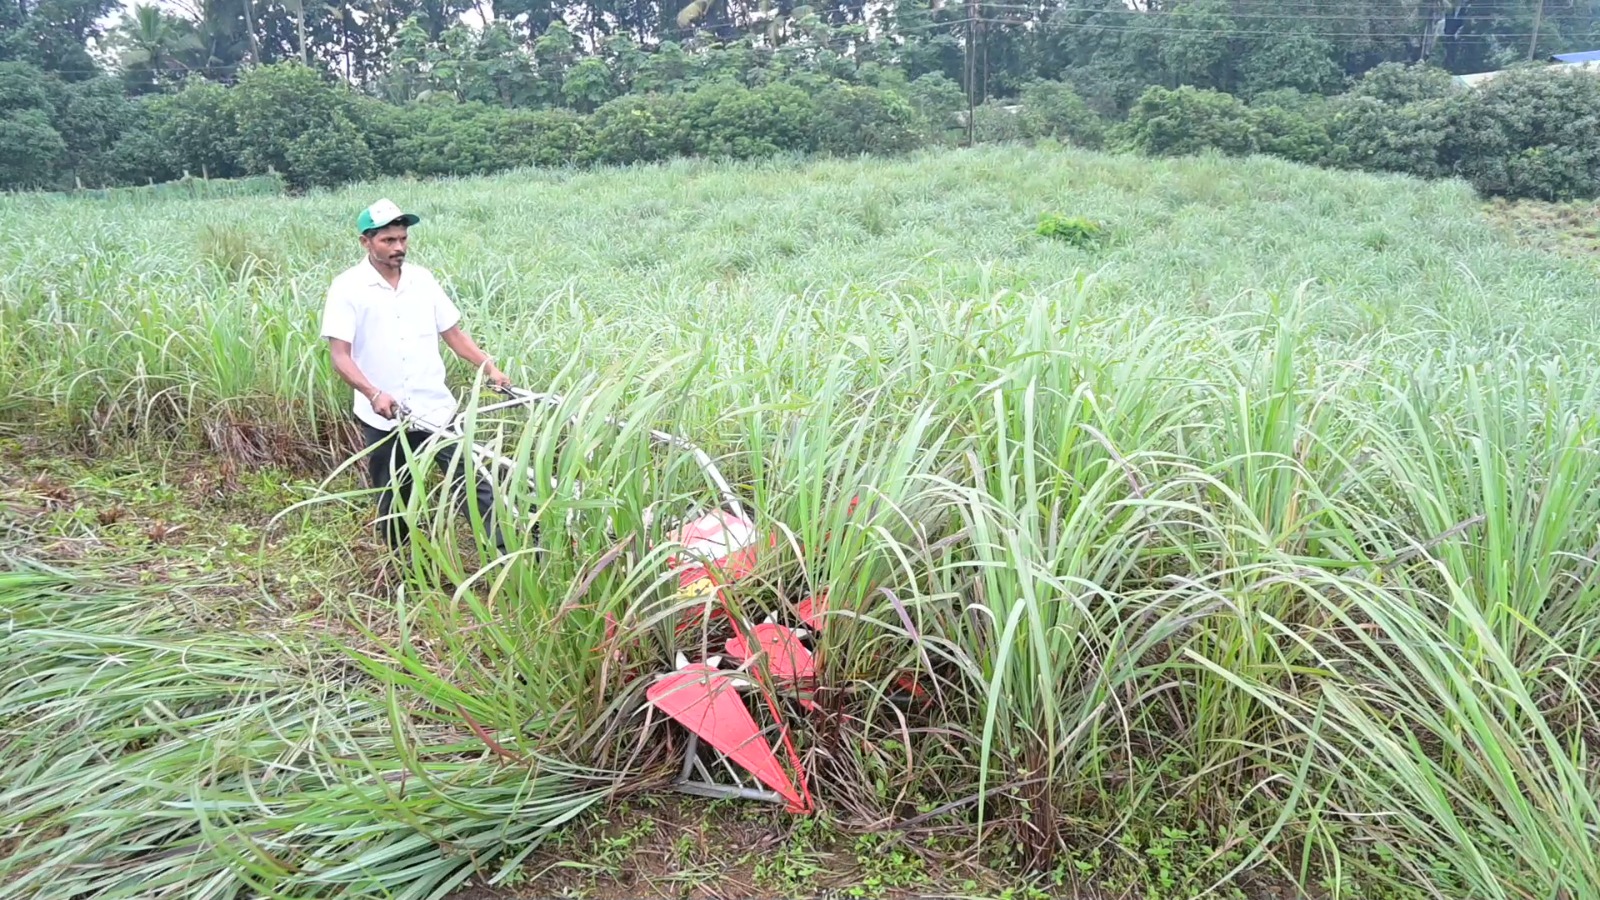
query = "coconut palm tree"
xmin=170 ymin=0 xmax=259 ymax=74
xmin=113 ymin=4 xmax=206 ymax=93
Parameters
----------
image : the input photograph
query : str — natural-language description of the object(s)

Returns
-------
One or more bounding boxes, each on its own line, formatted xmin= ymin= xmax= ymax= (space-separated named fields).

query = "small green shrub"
xmin=680 ymin=81 xmax=817 ymax=160
xmin=813 ymin=84 xmax=926 ymax=156
xmin=1036 ymin=213 xmax=1102 ymax=247
xmin=1348 ymin=61 xmax=1462 ymax=105
xmin=389 ymin=102 xmax=508 ymax=177
xmin=1117 ymin=85 xmax=1256 ymax=158
xmin=586 ymin=92 xmax=690 ymax=165
xmin=1249 ymin=103 xmax=1331 ymax=165
xmin=1018 ymin=79 xmax=1106 ymax=149
xmin=495 ymin=108 xmax=592 ymax=169
xmin=906 ymin=72 xmax=966 ymax=139
xmin=1324 ymin=94 xmax=1454 ymax=179
xmin=971 ymin=100 xmax=1025 ymax=144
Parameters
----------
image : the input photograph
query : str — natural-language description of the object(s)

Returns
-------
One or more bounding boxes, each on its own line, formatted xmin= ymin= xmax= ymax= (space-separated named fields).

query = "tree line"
xmin=4 ymin=0 xmax=1600 ymax=199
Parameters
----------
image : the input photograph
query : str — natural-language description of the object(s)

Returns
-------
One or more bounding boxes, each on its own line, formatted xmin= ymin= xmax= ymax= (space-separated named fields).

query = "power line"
xmin=974 ymin=3 xmax=1545 ymax=19
xmin=953 ymin=17 xmax=1565 ymax=39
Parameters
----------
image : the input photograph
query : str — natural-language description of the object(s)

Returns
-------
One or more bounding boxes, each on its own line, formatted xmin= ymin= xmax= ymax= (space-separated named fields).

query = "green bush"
xmin=1035 ymin=213 xmax=1102 ymax=247
xmin=55 ymin=77 xmax=140 ymax=188
xmin=1018 ymin=79 xmax=1105 ymax=149
xmin=906 ymin=72 xmax=965 ymax=139
xmin=561 ymin=57 xmax=618 ymax=113
xmin=1235 ymin=33 xmax=1344 ymax=98
xmin=971 ymin=100 xmax=1025 ymax=144
xmin=32 ymin=67 xmax=938 ymax=188
xmin=1248 ymin=102 xmax=1331 ymax=165
xmin=105 ymin=124 xmax=181 ymax=185
xmin=1348 ymin=61 xmax=1461 ymax=105
xmin=1323 ymin=93 xmax=1455 ymax=179
xmin=1447 ymin=66 xmax=1600 ymax=201
xmin=0 ymin=61 xmax=66 ymax=190
xmin=1247 ymin=87 xmax=1332 ymax=115
xmin=1308 ymin=62 xmax=1462 ymax=182
xmin=148 ymin=81 xmax=243 ymax=180
xmin=0 ymin=108 xmax=66 ymax=190
xmin=391 ymin=103 xmax=508 ymax=177
xmin=1118 ymin=85 xmax=1255 ymax=158
xmin=586 ymin=92 xmax=690 ymax=165
xmin=679 ymin=82 xmax=816 ymax=159
xmin=812 ymin=84 xmax=926 ymax=156
xmin=1061 ymin=66 xmax=1151 ymax=118
xmin=495 ymin=108 xmax=591 ymax=168
xmin=226 ymin=62 xmax=377 ymax=188
xmin=287 ymin=113 xmax=376 ymax=189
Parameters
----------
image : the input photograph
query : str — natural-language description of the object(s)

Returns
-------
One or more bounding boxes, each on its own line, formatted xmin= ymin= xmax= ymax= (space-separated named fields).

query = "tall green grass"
xmin=2 ymin=147 xmax=1598 ymax=898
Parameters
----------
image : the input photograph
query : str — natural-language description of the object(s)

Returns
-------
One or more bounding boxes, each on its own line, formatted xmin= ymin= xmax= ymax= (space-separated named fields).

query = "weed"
xmin=1034 ymin=212 xmax=1102 ymax=247
xmin=846 ymin=833 xmax=928 ymax=898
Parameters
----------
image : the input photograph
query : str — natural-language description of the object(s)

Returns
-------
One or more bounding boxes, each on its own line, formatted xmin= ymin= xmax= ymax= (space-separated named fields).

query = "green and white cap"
xmin=357 ymin=198 xmax=420 ymax=234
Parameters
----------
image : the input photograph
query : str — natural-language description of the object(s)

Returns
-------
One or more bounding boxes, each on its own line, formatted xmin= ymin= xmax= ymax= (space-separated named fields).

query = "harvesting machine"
xmin=396 ymin=383 xmax=836 ymax=813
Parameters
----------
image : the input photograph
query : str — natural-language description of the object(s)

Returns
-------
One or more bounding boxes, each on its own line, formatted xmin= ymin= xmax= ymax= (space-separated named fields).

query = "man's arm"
xmin=441 ymin=326 xmax=510 ymax=387
xmin=428 ymin=274 xmax=508 ymax=389
xmin=321 ymin=285 xmax=399 ymax=419
xmin=328 ymin=338 xmax=399 ymax=418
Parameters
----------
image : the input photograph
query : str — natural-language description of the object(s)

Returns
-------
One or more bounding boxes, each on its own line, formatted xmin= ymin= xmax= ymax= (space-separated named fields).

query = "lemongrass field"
xmin=3 ymin=145 xmax=1600 ymax=900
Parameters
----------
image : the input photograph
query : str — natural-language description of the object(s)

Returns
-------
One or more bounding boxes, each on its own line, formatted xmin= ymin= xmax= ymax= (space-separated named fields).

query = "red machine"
xmin=403 ymin=385 xmax=824 ymax=812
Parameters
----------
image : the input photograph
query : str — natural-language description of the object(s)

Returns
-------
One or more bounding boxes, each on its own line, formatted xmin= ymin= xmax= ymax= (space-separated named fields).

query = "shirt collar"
xmin=364 ymin=258 xmax=408 ymax=290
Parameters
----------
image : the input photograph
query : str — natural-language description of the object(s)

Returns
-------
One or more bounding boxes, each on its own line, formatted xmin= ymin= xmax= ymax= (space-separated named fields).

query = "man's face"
xmin=362 ymin=224 xmax=408 ymax=269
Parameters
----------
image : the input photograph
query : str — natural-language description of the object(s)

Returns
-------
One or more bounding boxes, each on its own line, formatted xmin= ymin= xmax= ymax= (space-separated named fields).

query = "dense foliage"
xmin=9 ymin=0 xmax=1600 ymax=196
xmin=1116 ymin=64 xmax=1600 ymax=201
xmin=6 ymin=2 xmax=1600 ymax=198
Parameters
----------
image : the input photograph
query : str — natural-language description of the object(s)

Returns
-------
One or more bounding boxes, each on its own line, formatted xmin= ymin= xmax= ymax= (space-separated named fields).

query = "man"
xmin=320 ymin=198 xmax=509 ymax=553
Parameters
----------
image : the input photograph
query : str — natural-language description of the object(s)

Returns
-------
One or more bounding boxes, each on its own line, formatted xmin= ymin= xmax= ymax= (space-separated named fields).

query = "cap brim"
xmin=362 ymin=212 xmax=420 ymax=232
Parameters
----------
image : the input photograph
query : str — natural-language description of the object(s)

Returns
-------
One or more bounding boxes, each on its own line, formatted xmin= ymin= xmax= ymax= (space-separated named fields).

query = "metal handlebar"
xmin=394 ymin=385 xmax=746 ymax=521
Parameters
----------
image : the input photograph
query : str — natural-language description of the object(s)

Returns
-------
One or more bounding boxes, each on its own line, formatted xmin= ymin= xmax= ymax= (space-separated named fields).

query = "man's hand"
xmin=484 ymin=364 xmax=511 ymax=389
xmin=370 ymin=391 xmax=400 ymax=419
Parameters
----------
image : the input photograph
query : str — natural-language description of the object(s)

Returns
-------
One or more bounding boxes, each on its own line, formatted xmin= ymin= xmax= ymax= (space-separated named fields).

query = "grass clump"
xmin=1034 ymin=212 xmax=1102 ymax=246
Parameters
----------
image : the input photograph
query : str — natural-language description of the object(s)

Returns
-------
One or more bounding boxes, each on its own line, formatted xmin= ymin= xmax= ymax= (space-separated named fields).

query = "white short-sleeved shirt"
xmin=320 ymin=259 xmax=462 ymax=431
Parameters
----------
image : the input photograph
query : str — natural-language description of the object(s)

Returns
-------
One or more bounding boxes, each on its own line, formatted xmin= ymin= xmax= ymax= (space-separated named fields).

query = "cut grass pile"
xmin=2 ymin=146 xmax=1599 ymax=899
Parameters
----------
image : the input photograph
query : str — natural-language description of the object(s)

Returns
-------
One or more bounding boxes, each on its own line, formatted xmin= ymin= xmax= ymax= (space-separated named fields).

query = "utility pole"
xmin=1419 ymin=0 xmax=1436 ymax=62
xmin=242 ymin=0 xmax=260 ymax=67
xmin=965 ymin=0 xmax=976 ymax=147
xmin=979 ymin=14 xmax=987 ymax=111
xmin=1529 ymin=0 xmax=1545 ymax=61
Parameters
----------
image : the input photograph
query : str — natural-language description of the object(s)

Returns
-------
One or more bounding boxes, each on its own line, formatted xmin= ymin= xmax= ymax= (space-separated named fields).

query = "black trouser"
xmin=360 ymin=422 xmax=506 ymax=553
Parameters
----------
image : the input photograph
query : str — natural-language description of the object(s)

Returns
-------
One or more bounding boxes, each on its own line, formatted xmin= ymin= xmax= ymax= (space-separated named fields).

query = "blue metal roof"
xmin=1550 ymin=50 xmax=1600 ymax=63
